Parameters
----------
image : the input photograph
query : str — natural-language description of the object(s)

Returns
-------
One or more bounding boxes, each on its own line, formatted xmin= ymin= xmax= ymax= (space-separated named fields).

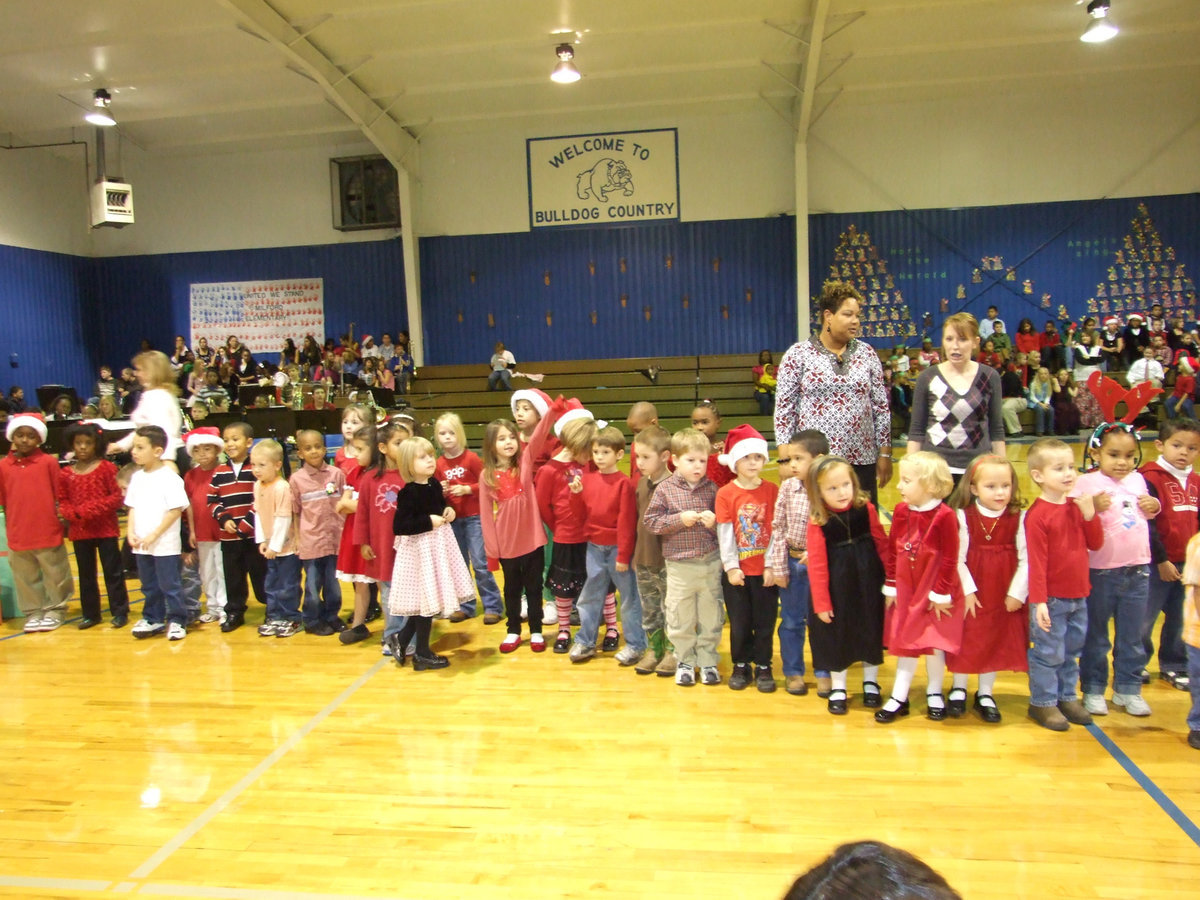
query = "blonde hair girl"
xmin=107 ymin=350 xmax=184 ymax=465
xmin=804 ymin=456 xmax=889 ymax=715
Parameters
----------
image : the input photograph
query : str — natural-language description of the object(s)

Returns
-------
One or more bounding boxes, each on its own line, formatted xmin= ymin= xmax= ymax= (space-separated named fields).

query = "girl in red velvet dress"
xmin=945 ymin=454 xmax=1029 ymax=724
xmin=877 ymin=451 xmax=964 ymax=723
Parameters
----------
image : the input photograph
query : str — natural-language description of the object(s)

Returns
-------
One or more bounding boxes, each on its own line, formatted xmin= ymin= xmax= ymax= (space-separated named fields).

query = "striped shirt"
xmin=206 ymin=460 xmax=257 ymax=541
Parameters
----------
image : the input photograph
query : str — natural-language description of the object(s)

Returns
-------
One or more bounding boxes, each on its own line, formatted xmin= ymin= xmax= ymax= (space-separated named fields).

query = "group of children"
xmin=3 ymin=389 xmax=1199 ymax=748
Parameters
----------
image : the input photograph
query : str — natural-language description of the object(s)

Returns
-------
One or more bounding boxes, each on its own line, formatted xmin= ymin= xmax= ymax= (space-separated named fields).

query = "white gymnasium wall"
xmin=0 ymin=143 xmax=92 ymax=256
xmin=87 ymin=140 xmax=392 ymax=257
xmin=416 ymin=109 xmax=797 ymax=236
xmin=807 ymin=72 xmax=1200 ymax=214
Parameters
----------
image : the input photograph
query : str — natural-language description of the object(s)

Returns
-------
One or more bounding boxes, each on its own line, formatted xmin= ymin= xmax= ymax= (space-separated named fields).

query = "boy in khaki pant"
xmin=643 ymin=428 xmax=723 ymax=688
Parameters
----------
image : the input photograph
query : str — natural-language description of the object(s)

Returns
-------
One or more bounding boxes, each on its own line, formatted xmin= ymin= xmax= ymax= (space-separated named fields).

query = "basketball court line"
xmin=1086 ymin=723 xmax=1200 ymax=848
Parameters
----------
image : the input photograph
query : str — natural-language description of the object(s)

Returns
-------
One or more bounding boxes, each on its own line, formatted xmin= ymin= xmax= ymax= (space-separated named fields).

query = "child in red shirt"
xmin=0 ymin=413 xmax=73 ymax=632
xmin=58 ymin=423 xmax=129 ymax=629
xmin=182 ymin=427 xmax=227 ymax=625
xmin=356 ymin=421 xmax=407 ymax=654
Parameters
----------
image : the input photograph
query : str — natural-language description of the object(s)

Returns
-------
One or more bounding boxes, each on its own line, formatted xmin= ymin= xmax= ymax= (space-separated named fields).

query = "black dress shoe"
xmin=78 ymin=617 xmax=101 ymax=631
xmin=926 ymin=693 xmax=947 ymax=721
xmin=974 ymin=693 xmax=1002 ymax=723
xmin=111 ymin=614 xmax=128 ymax=629
xmin=411 ymin=652 xmax=449 ymax=670
xmin=601 ymin=631 xmax=620 ymax=652
xmin=861 ymin=680 xmax=882 ymax=708
xmin=338 ymin=623 xmax=370 ymax=644
xmin=947 ymin=689 xmax=968 ymax=718
xmin=220 ymin=613 xmax=245 ymax=633
xmin=874 ymin=699 xmax=910 ymax=723
xmin=827 ymin=689 xmax=849 ymax=715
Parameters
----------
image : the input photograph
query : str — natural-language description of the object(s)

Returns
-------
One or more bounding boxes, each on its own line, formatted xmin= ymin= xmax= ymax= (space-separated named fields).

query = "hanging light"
xmin=550 ymin=43 xmax=581 ymax=84
xmin=84 ymin=89 xmax=117 ymax=127
xmin=1080 ymin=0 xmax=1118 ymax=43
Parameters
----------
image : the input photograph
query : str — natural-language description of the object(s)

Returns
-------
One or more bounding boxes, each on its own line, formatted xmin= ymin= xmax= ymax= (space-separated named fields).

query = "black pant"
xmin=722 ymin=574 xmax=779 ymax=667
xmin=855 ymin=462 xmax=879 ymax=507
xmin=74 ymin=537 xmax=130 ymax=619
xmin=395 ymin=614 xmax=433 ymax=657
xmin=500 ymin=548 xmax=544 ymax=635
xmin=220 ymin=538 xmax=267 ymax=617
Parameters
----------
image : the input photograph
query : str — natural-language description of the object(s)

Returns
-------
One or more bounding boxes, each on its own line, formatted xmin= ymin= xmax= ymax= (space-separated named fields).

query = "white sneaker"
xmin=1112 ymin=692 xmax=1152 ymax=716
xmin=700 ymin=666 xmax=721 ymax=685
xmin=198 ymin=612 xmax=220 ymax=624
xmin=258 ymin=620 xmax=280 ymax=637
xmin=541 ymin=602 xmax=557 ymax=626
xmin=38 ymin=614 xmax=63 ymax=632
xmin=1082 ymin=693 xmax=1109 ymax=716
xmin=167 ymin=622 xmax=186 ymax=641
xmin=675 ymin=664 xmax=696 ymax=687
xmin=23 ymin=615 xmax=44 ymax=633
xmin=131 ymin=619 xmax=165 ymax=638
xmin=614 ymin=645 xmax=645 ymax=666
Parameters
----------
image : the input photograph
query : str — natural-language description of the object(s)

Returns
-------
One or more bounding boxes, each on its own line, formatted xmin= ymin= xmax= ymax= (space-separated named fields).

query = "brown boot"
xmin=1028 ymin=704 xmax=1070 ymax=732
xmin=815 ymin=675 xmax=833 ymax=698
xmin=785 ymin=675 xmax=809 ymax=695
xmin=1057 ymin=698 xmax=1094 ymax=726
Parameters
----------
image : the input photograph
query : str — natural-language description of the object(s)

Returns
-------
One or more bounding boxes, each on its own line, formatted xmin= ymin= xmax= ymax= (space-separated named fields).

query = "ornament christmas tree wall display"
xmin=1086 ymin=202 xmax=1197 ymax=321
xmin=823 ymin=224 xmax=917 ymax=341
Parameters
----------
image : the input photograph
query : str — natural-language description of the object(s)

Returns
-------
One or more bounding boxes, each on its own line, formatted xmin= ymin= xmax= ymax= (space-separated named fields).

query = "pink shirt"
xmin=289 ymin=462 xmax=346 ymax=559
xmin=1071 ymin=470 xmax=1152 ymax=569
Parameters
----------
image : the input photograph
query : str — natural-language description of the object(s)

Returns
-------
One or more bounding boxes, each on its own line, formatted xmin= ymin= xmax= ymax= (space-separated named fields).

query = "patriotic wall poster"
xmin=526 ymin=128 xmax=679 ymax=230
xmin=189 ymin=279 xmax=324 ymax=357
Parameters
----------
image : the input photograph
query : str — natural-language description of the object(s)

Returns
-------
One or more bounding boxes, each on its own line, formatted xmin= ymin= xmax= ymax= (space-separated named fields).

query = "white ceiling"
xmin=0 ymin=0 xmax=1195 ymax=159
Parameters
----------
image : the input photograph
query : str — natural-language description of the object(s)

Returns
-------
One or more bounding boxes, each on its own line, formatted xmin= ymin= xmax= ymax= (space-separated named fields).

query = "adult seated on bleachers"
xmin=487 ymin=341 xmax=516 ymax=391
xmin=1127 ymin=344 xmax=1164 ymax=391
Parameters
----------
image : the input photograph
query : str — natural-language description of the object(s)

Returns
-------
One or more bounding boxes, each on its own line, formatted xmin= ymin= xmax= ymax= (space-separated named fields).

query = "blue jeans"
xmin=777 ymin=557 xmax=828 ymax=679
xmin=265 ymin=554 xmax=302 ymax=623
xmin=451 ymin=515 xmax=502 ymax=616
xmin=1187 ymin=644 xmax=1200 ymax=732
xmin=1166 ymin=396 xmax=1195 ymax=420
xmin=180 ymin=555 xmax=202 ymax=622
xmin=302 ymin=555 xmax=342 ymax=627
xmin=1033 ymin=403 xmax=1054 ymax=435
xmin=575 ymin=543 xmax=646 ymax=651
xmin=137 ymin=554 xmax=186 ymax=626
xmin=1081 ymin=565 xmax=1150 ymax=696
xmin=1143 ymin=563 xmax=1187 ymax=674
xmin=1027 ymin=596 xmax=1088 ymax=708
xmin=377 ymin=580 xmax=412 ymax=649
xmin=488 ymin=370 xmax=512 ymax=391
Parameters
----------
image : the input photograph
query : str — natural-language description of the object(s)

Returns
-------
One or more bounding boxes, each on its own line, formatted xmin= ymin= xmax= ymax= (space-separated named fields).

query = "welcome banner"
xmin=526 ymin=128 xmax=679 ymax=230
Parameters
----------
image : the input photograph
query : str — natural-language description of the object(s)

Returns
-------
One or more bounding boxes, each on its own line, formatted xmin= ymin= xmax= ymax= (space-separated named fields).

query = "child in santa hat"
xmin=0 ymin=412 xmax=74 ymax=632
xmin=512 ymin=387 xmax=561 ymax=626
xmin=183 ymin=427 xmax=228 ymax=624
xmin=716 ymin=425 xmax=780 ymax=691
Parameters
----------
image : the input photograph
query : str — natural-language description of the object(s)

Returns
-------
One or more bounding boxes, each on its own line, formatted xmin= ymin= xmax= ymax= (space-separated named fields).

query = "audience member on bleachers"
xmin=752 ymin=349 xmax=776 ymax=415
xmin=989 ymin=321 xmax=1012 ymax=359
xmin=194 ymin=337 xmax=215 ymax=368
xmin=1099 ymin=316 xmax=1124 ymax=370
xmin=45 ymin=393 xmax=80 ymax=422
xmin=1015 ymin=318 xmax=1041 ymax=361
xmin=377 ymin=333 xmax=397 ymax=364
xmin=392 ymin=339 xmax=415 ymax=395
xmin=1166 ymin=315 xmax=1189 ymax=352
xmin=1028 ymin=367 xmax=1056 ymax=436
xmin=359 ymin=335 xmax=380 ymax=359
xmin=300 ymin=336 xmax=322 ymax=374
xmin=1052 ymin=369 xmax=1081 ymax=434
xmin=976 ymin=339 xmax=1003 ymax=370
xmin=1000 ymin=361 xmax=1028 ymax=437
xmin=95 ymin=395 xmax=123 ymax=421
xmin=487 ymin=341 xmax=516 ymax=392
xmin=774 ymin=280 xmax=892 ymax=502
xmin=917 ymin=336 xmax=940 ymax=369
xmin=1166 ymin=357 xmax=1196 ymax=420
xmin=1123 ymin=312 xmax=1152 ymax=367
xmin=1127 ymin=344 xmax=1165 ymax=391
xmin=978 ymin=305 xmax=1004 ymax=341
xmin=95 ymin=366 xmax=117 ymax=400
xmin=233 ymin=348 xmax=256 ymax=381
xmin=169 ymin=335 xmax=190 ymax=373
xmin=304 ymin=385 xmax=334 ymax=410
xmin=341 ymin=348 xmax=362 ymax=382
xmin=7 ymin=386 xmax=26 ymax=413
xmin=1041 ymin=320 xmax=1064 ymax=371
xmin=195 ymin=369 xmax=230 ymax=412
xmin=280 ymin=338 xmax=299 ymax=368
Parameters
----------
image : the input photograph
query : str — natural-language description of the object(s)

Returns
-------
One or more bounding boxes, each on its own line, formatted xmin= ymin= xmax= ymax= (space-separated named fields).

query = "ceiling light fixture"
xmin=1080 ymin=0 xmax=1118 ymax=43
xmin=84 ymin=88 xmax=116 ymax=127
xmin=550 ymin=43 xmax=581 ymax=84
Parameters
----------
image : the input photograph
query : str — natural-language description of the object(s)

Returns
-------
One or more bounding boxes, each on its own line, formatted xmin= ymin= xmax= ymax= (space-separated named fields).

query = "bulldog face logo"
xmin=576 ymin=158 xmax=634 ymax=202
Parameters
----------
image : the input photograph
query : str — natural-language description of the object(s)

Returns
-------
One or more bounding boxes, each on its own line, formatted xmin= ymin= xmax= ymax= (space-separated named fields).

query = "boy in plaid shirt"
xmin=643 ymin=428 xmax=722 ymax=687
xmin=764 ymin=430 xmax=829 ymax=697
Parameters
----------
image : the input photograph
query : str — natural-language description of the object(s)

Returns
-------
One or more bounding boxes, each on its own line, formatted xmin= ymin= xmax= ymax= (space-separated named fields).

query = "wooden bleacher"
xmin=405 ymin=354 xmax=773 ymax=445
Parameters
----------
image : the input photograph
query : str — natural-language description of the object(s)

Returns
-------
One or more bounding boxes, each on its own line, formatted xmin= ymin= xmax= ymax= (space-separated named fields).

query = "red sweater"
xmin=480 ymin=402 xmax=556 ymax=565
xmin=183 ymin=465 xmax=221 ymax=542
xmin=58 ymin=460 xmax=123 ymax=541
xmin=535 ymin=457 xmax=589 ymax=544
xmin=1141 ymin=460 xmax=1200 ymax=562
xmin=581 ymin=470 xmax=637 ymax=564
xmin=1015 ymin=332 xmax=1042 ymax=356
xmin=353 ymin=468 xmax=405 ymax=580
xmin=436 ymin=450 xmax=482 ymax=519
xmin=1172 ymin=374 xmax=1196 ymax=401
xmin=1024 ymin=497 xmax=1105 ymax=605
xmin=0 ymin=449 xmax=64 ymax=551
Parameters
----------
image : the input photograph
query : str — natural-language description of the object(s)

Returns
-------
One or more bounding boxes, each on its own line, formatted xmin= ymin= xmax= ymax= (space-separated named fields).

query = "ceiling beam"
xmin=216 ymin=0 xmax=418 ymax=173
xmin=796 ymin=0 xmax=831 ymax=140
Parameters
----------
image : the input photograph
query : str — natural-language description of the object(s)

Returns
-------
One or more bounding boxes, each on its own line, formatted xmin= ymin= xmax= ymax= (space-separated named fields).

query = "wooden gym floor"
xmin=2 ymin=440 xmax=1198 ymax=899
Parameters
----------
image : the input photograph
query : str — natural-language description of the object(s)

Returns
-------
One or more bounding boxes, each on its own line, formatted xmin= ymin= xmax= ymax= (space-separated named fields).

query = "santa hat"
xmin=1181 ymin=357 xmax=1198 ymax=375
xmin=1127 ymin=313 xmax=1144 ymax=324
xmin=1104 ymin=316 xmax=1120 ymax=328
xmin=361 ymin=334 xmax=374 ymax=344
xmin=511 ymin=387 xmax=550 ymax=419
xmin=717 ymin=424 xmax=769 ymax=473
xmin=5 ymin=411 xmax=47 ymax=443
xmin=185 ymin=426 xmax=224 ymax=453
xmin=553 ymin=398 xmax=607 ymax=437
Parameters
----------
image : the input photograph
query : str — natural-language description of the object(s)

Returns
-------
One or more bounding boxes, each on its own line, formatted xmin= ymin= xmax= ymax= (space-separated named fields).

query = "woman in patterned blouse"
xmin=907 ymin=313 xmax=1006 ymax=485
xmin=774 ymin=281 xmax=893 ymax=502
